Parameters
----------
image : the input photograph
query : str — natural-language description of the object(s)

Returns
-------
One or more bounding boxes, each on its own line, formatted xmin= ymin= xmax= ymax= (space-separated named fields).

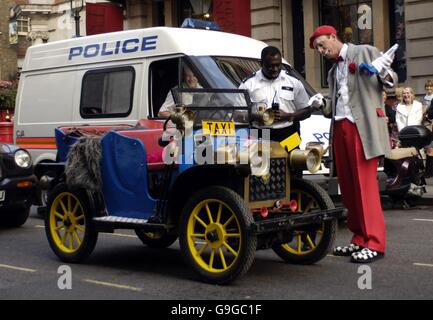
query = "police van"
xmin=14 ymin=26 xmax=334 ymax=197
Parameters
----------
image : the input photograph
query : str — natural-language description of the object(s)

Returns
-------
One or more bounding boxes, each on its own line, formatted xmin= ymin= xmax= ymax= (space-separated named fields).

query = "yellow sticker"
xmin=280 ymin=132 xmax=301 ymax=152
xmin=202 ymin=121 xmax=236 ymax=136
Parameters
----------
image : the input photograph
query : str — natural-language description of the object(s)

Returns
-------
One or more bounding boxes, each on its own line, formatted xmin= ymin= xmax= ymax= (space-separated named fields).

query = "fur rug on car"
xmin=65 ymin=136 xmax=102 ymax=190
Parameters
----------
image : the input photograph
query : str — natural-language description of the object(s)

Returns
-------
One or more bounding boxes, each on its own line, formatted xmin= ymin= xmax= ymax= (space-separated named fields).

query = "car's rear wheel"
xmin=45 ymin=183 xmax=98 ymax=262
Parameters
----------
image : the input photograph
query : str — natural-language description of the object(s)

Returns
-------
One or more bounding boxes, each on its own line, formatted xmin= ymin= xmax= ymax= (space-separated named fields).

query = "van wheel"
xmin=45 ymin=183 xmax=98 ymax=262
xmin=179 ymin=186 xmax=257 ymax=284
xmin=272 ymin=178 xmax=337 ymax=265
xmin=134 ymin=230 xmax=177 ymax=248
xmin=0 ymin=208 xmax=30 ymax=227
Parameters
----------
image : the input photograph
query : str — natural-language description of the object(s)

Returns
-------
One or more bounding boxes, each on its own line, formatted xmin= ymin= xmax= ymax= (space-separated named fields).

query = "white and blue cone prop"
xmin=359 ymin=44 xmax=399 ymax=75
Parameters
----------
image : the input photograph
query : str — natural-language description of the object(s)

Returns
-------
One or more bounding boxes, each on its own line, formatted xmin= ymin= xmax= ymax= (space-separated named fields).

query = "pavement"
xmin=2 ymin=204 xmax=433 ymax=300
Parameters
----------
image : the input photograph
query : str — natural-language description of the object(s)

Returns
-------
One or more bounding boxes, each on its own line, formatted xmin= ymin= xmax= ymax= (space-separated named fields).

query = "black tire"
xmin=272 ymin=178 xmax=337 ymax=265
xmin=0 ymin=207 xmax=30 ymax=228
xmin=45 ymin=183 xmax=98 ymax=263
xmin=179 ymin=186 xmax=257 ymax=285
xmin=134 ymin=230 xmax=177 ymax=248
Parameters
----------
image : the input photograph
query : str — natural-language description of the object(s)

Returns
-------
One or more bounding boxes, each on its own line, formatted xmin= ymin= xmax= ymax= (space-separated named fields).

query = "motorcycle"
xmin=384 ymin=125 xmax=433 ymax=207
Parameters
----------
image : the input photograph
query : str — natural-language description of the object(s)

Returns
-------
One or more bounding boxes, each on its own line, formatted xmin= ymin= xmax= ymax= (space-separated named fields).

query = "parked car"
xmin=0 ymin=143 xmax=37 ymax=227
xmin=42 ymin=88 xmax=344 ymax=284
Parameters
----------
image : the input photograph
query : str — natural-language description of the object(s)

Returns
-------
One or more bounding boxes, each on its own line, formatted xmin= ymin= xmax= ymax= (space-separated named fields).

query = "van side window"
xmin=149 ymin=58 xmax=180 ymax=118
xmin=80 ymin=67 xmax=135 ymax=118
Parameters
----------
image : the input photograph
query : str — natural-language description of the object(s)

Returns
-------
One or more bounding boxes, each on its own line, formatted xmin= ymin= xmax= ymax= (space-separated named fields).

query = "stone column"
xmin=303 ymin=0 xmax=321 ymax=91
xmin=250 ymin=0 xmax=282 ymax=49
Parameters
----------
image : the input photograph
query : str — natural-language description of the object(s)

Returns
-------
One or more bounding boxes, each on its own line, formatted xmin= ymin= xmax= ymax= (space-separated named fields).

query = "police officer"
xmin=239 ymin=46 xmax=313 ymax=143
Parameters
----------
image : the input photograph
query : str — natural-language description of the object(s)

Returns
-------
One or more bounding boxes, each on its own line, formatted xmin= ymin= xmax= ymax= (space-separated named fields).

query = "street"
xmin=1 ymin=201 xmax=433 ymax=300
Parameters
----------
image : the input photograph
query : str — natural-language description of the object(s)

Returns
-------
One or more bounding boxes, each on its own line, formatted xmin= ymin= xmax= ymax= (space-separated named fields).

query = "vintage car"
xmin=43 ymin=89 xmax=344 ymax=284
xmin=0 ymin=143 xmax=36 ymax=227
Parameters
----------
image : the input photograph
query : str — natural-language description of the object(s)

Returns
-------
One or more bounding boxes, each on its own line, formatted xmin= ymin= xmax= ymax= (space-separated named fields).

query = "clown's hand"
xmin=371 ymin=54 xmax=393 ymax=75
xmin=360 ymin=44 xmax=398 ymax=75
xmin=308 ymin=93 xmax=325 ymax=110
xmin=372 ymin=44 xmax=398 ymax=74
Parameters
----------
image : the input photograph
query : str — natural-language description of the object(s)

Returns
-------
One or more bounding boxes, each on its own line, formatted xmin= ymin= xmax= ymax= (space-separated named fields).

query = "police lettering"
xmin=68 ymin=35 xmax=158 ymax=60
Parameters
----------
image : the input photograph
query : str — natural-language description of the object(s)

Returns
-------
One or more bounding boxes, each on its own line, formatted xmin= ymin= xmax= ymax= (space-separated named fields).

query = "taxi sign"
xmin=202 ymin=121 xmax=236 ymax=136
xmin=280 ymin=132 xmax=301 ymax=152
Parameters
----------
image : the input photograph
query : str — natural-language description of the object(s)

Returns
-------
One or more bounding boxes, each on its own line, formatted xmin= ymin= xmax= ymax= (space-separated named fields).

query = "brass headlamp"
xmin=289 ymin=142 xmax=324 ymax=174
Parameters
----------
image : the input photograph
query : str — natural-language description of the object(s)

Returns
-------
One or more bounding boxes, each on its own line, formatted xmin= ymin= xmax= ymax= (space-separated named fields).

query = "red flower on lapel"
xmin=348 ymin=62 xmax=357 ymax=74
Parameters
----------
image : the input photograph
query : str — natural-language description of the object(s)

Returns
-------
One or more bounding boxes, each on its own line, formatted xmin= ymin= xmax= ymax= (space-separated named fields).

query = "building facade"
xmin=0 ymin=0 xmax=18 ymax=80
xmin=250 ymin=0 xmax=433 ymax=95
xmin=3 ymin=0 xmax=433 ymax=95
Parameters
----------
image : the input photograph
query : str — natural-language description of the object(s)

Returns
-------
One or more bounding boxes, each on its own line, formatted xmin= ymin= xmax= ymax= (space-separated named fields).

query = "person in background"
xmin=423 ymin=80 xmax=433 ymax=108
xmin=395 ymin=87 xmax=423 ymax=132
xmin=384 ymin=88 xmax=400 ymax=148
xmin=158 ymin=65 xmax=202 ymax=118
xmin=422 ymin=80 xmax=433 ymax=177
xmin=395 ymin=86 xmax=403 ymax=104
xmin=309 ymin=25 xmax=397 ymax=263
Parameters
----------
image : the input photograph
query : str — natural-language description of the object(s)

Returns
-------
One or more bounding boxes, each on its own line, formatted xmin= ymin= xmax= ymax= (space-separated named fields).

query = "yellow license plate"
xmin=202 ymin=121 xmax=235 ymax=136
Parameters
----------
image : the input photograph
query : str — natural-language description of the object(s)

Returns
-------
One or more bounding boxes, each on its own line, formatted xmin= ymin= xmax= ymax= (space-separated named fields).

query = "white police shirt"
xmin=239 ymin=70 xmax=309 ymax=129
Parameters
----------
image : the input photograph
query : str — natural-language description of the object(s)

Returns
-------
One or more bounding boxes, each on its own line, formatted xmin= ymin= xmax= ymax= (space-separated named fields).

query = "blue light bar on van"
xmin=181 ymin=18 xmax=220 ymax=31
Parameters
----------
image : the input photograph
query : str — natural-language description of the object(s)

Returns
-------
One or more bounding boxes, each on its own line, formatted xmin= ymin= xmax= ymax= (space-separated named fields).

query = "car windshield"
xmin=171 ymin=88 xmax=251 ymax=126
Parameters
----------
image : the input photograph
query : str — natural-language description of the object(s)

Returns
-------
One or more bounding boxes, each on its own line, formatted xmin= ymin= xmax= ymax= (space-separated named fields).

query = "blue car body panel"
xmin=101 ymin=131 xmax=156 ymax=219
xmin=55 ymin=128 xmax=79 ymax=162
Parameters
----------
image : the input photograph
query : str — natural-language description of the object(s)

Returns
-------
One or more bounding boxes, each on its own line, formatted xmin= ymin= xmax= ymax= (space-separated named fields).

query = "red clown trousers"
xmin=333 ymin=119 xmax=386 ymax=253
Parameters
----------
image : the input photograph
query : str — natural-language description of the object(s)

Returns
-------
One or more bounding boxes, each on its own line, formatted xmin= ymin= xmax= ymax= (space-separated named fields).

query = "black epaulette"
xmin=242 ymin=72 xmax=256 ymax=83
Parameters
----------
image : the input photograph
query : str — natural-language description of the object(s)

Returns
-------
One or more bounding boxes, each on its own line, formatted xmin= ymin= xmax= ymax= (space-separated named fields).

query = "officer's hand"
xmin=308 ymin=93 xmax=325 ymax=110
xmin=273 ymin=110 xmax=282 ymax=122
xmin=274 ymin=110 xmax=294 ymax=122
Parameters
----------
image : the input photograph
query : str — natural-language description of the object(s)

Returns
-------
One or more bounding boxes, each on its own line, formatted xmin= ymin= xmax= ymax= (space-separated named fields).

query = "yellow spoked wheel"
xmin=49 ymin=192 xmax=85 ymax=253
xmin=45 ymin=183 xmax=98 ymax=262
xmin=180 ymin=186 xmax=256 ymax=284
xmin=272 ymin=178 xmax=337 ymax=265
xmin=187 ymin=199 xmax=241 ymax=273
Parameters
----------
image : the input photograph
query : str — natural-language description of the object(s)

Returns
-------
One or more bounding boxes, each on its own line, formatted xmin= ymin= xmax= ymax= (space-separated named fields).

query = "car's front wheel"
xmin=272 ymin=178 xmax=337 ymax=265
xmin=179 ymin=186 xmax=257 ymax=285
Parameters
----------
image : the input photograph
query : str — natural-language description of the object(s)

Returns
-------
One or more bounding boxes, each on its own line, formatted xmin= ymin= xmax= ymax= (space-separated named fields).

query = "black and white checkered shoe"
xmin=351 ymin=248 xmax=384 ymax=263
xmin=333 ymin=244 xmax=362 ymax=256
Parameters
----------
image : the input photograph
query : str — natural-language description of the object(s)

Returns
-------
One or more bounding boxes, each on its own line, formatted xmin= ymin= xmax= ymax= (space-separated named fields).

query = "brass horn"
xmin=252 ymin=105 xmax=275 ymax=126
xmin=289 ymin=148 xmax=322 ymax=174
xmin=170 ymin=106 xmax=194 ymax=132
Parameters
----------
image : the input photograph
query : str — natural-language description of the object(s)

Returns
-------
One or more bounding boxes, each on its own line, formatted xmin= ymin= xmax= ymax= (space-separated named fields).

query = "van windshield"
xmin=191 ymin=56 xmax=316 ymax=96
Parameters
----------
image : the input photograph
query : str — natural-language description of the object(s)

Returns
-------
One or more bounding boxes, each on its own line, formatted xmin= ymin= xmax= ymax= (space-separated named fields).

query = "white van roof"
xmin=22 ymin=27 xmax=270 ymax=72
